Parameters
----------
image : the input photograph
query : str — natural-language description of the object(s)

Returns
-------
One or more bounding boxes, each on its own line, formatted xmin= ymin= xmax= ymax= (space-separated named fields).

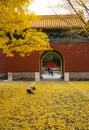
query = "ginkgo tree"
xmin=0 ymin=0 xmax=51 ymax=57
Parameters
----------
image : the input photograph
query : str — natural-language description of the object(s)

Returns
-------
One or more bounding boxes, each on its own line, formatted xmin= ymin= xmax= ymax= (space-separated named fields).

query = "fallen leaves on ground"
xmin=0 ymin=81 xmax=89 ymax=130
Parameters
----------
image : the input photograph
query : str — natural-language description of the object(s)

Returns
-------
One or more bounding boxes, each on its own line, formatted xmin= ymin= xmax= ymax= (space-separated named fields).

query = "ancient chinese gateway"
xmin=0 ymin=14 xmax=89 ymax=81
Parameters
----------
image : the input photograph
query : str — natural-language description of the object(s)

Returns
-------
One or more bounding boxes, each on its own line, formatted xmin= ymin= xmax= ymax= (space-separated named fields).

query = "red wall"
xmin=8 ymin=52 xmax=40 ymax=72
xmin=0 ymin=51 xmax=8 ymax=73
xmin=51 ymin=42 xmax=89 ymax=72
xmin=0 ymin=42 xmax=89 ymax=73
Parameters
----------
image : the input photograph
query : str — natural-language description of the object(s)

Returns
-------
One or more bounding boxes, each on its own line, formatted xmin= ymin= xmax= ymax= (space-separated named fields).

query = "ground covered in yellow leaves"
xmin=0 ymin=81 xmax=89 ymax=130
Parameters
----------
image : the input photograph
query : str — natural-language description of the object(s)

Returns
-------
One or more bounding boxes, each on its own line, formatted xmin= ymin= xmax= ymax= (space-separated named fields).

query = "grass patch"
xmin=0 ymin=81 xmax=89 ymax=130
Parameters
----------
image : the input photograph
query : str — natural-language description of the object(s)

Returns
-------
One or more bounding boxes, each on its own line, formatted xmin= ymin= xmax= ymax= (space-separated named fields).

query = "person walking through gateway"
xmin=50 ymin=68 xmax=54 ymax=76
xmin=48 ymin=68 xmax=51 ymax=75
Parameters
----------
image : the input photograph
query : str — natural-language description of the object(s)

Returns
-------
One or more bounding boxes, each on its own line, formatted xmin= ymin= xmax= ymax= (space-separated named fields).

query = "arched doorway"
xmin=40 ymin=51 xmax=63 ymax=80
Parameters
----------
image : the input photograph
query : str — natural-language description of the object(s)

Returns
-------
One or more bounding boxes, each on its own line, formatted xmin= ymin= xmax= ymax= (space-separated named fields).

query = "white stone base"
xmin=8 ymin=72 xmax=13 ymax=81
xmin=35 ymin=72 xmax=40 ymax=81
xmin=69 ymin=72 xmax=89 ymax=81
xmin=64 ymin=72 xmax=69 ymax=81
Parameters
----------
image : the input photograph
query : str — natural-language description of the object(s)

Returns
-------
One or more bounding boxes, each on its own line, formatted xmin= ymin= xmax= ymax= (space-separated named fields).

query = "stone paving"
xmin=41 ymin=72 xmax=62 ymax=81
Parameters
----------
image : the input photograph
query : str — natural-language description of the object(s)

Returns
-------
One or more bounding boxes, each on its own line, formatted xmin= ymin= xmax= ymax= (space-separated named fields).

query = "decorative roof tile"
xmin=31 ymin=14 xmax=85 ymax=29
